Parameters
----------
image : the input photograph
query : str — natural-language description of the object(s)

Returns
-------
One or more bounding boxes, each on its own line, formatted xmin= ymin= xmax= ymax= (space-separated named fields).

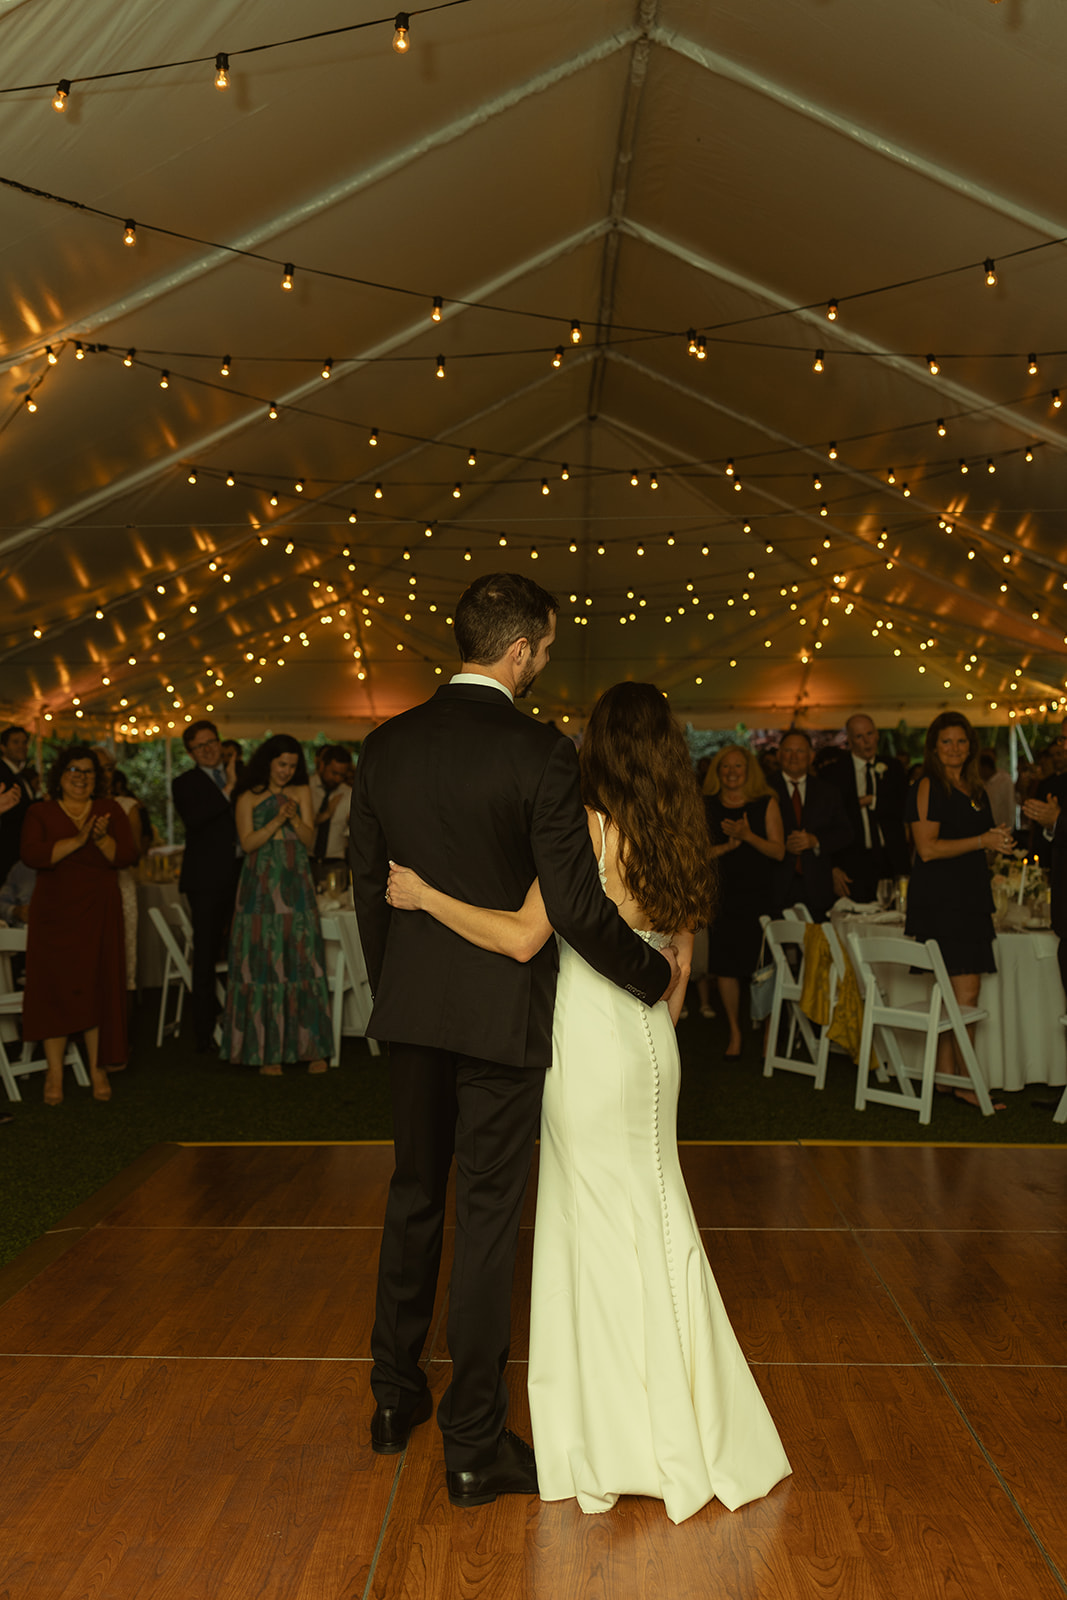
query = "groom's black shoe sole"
xmin=370 ymin=1388 xmax=433 ymax=1455
xmin=446 ymin=1429 xmax=539 ymax=1508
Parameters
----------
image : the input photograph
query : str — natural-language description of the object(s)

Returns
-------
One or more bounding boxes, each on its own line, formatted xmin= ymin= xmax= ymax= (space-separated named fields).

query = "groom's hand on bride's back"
xmin=658 ymin=944 xmax=682 ymax=1005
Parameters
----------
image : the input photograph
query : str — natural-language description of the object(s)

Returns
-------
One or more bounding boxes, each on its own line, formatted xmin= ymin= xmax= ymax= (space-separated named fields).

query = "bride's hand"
xmin=387 ymin=861 xmax=429 ymax=910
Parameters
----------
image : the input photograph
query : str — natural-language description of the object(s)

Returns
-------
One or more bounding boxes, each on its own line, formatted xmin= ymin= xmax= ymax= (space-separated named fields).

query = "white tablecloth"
xmin=319 ymin=904 xmax=379 ymax=1052
xmin=833 ymin=912 xmax=1066 ymax=1092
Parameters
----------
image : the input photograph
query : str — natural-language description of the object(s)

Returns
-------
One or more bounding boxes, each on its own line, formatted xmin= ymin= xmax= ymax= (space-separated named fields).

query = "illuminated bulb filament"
xmin=321 ymin=359 xmax=333 ymax=379
xmin=220 ymin=355 xmax=231 ymax=375
xmin=124 ymin=348 xmax=135 ymax=366
xmin=431 ymin=296 xmax=442 ymax=322
xmin=984 ymin=257 xmax=997 ymax=287
xmin=552 ymin=346 xmax=563 ymax=368
xmin=52 ymin=79 xmax=70 ymax=112
xmin=435 ymin=355 xmax=446 ymax=378
xmin=1028 ymin=354 xmax=1039 ymax=375
xmin=927 ymin=354 xmax=940 ymax=375
xmin=826 ymin=299 xmax=838 ymax=321
xmin=570 ymin=320 xmax=582 ymax=344
xmin=813 ymin=350 xmax=824 ymax=372
xmin=214 ymin=52 xmax=230 ymax=89
xmin=281 ymin=264 xmax=294 ymax=291
xmin=392 ymin=12 xmax=411 ymax=52
xmin=123 ymin=220 xmax=136 ymax=246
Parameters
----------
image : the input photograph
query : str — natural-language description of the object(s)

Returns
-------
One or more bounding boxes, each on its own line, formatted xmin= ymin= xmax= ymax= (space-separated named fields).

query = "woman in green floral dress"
xmin=222 ymin=734 xmax=334 ymax=1074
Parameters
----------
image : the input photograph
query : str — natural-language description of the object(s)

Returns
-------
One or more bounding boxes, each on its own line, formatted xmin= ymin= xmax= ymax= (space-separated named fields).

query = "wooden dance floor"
xmin=2 ymin=1140 xmax=1066 ymax=1600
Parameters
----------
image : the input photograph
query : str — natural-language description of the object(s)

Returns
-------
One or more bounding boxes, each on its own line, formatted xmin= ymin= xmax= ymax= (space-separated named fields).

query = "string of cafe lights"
xmin=14 ymin=343 xmax=1065 ymax=553
xmin=0 ymin=6 xmax=467 ymax=103
xmin=6 ymin=169 xmax=1067 ymax=357
xmin=21 ymin=512 xmax=1065 ymax=731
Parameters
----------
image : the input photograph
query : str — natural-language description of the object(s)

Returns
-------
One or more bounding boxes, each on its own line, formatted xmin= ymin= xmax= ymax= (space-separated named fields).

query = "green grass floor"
xmin=1 ymin=995 xmax=1063 ymax=1269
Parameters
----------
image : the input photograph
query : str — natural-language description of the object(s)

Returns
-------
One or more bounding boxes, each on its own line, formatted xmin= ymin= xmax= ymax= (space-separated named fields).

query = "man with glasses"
xmin=172 ymin=721 xmax=240 ymax=1051
xmin=0 ymin=725 xmax=36 ymax=885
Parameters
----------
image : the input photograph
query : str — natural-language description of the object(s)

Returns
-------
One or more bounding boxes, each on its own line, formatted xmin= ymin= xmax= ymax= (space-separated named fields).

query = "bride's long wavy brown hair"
xmin=580 ymin=682 xmax=717 ymax=934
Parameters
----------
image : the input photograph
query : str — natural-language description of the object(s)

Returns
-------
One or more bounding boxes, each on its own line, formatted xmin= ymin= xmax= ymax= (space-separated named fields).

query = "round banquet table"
xmin=831 ymin=911 xmax=1067 ymax=1092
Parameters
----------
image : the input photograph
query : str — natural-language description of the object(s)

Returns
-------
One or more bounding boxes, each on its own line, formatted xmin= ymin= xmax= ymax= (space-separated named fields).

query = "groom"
xmin=350 ymin=572 xmax=677 ymax=1507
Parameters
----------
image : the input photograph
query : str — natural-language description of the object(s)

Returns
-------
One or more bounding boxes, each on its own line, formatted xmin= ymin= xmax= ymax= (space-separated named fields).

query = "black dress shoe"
xmin=370 ymin=1388 xmax=433 ymax=1455
xmin=446 ymin=1429 xmax=538 ymax=1508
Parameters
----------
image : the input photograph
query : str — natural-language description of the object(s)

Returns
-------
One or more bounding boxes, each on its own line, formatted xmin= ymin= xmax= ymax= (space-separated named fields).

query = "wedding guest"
xmin=220 ymin=735 xmax=333 ymax=1075
xmin=827 ymin=713 xmax=909 ymax=903
xmin=703 ymin=745 xmax=784 ymax=1058
xmin=220 ymin=739 xmax=246 ymax=784
xmin=309 ymin=743 xmax=353 ymax=880
xmin=110 ymin=769 xmax=155 ymax=854
xmin=19 ymin=746 xmax=137 ymax=1103
xmin=172 ymin=722 xmax=241 ymax=1052
xmin=907 ymin=712 xmax=1014 ymax=1108
xmin=770 ymin=730 xmax=852 ymax=921
xmin=0 ymin=725 xmax=35 ymax=883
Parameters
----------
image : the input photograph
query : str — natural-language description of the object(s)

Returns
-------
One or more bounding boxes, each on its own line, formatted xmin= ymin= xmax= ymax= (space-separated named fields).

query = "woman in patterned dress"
xmin=221 ymin=734 xmax=334 ymax=1075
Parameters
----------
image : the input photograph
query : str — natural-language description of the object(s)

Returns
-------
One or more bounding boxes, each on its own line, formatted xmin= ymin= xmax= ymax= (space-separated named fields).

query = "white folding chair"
xmin=148 ymin=904 xmax=227 ymax=1047
xmin=0 ymin=927 xmax=88 ymax=1102
xmin=1054 ymin=1017 xmax=1067 ymax=1125
xmin=789 ymin=903 xmax=814 ymax=923
xmin=760 ymin=916 xmax=827 ymax=1087
xmin=320 ymin=916 xmax=354 ymax=1067
xmin=847 ymin=933 xmax=994 ymax=1124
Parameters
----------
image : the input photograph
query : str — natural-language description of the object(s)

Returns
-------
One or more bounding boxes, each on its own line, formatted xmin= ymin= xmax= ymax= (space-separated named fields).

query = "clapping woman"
xmin=702 ymin=745 xmax=785 ymax=1058
xmin=20 ymin=745 xmax=137 ymax=1103
xmin=220 ymin=734 xmax=334 ymax=1076
xmin=906 ymin=712 xmax=1015 ymax=1107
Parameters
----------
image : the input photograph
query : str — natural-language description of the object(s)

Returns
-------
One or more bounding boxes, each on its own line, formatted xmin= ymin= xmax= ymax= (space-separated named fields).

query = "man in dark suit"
xmin=171 ymin=721 xmax=240 ymax=1051
xmin=350 ymin=573 xmax=676 ymax=1508
xmin=826 ymin=713 xmax=909 ymax=904
xmin=771 ymin=729 xmax=853 ymax=921
xmin=0 ymin=725 xmax=36 ymax=885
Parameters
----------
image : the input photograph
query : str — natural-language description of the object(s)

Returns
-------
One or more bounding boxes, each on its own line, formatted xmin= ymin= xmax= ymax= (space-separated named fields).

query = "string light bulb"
xmin=812 ymin=473 xmax=822 ymax=491
xmin=321 ymin=358 xmax=333 ymax=379
xmin=374 ymin=483 xmax=384 ymax=499
xmin=552 ymin=346 xmax=563 ymax=368
xmin=268 ymin=401 xmax=278 ymax=418
xmin=650 ymin=472 xmax=659 ymax=489
xmin=45 ymin=346 xmax=57 ymax=365
xmin=74 ymin=341 xmax=84 ymax=359
xmin=392 ymin=12 xmax=411 ymax=52
xmin=1028 ymin=354 xmax=1039 ymax=375
xmin=24 ymin=395 xmax=37 ymax=414
xmin=1025 ymin=445 xmax=1034 ymax=462
xmin=187 ymin=467 xmax=197 ymax=485
xmin=431 ymin=296 xmax=442 ymax=322
xmin=348 ymin=511 xmax=358 ymax=523
xmin=827 ymin=442 xmax=837 ymax=459
xmin=1054 ymin=390 xmax=1063 ymax=410
xmin=281 ymin=263 xmax=294 ymax=291
xmin=560 ymin=464 xmax=569 ymax=480
xmin=695 ymin=335 xmax=707 ymax=359
xmin=225 ymin=471 xmax=235 ymax=486
xmin=160 ymin=371 xmax=169 ymax=388
xmin=813 ymin=350 xmax=824 ymax=373
xmin=959 ymin=458 xmax=969 ymax=473
xmin=984 ymin=258 xmax=997 ymax=287
xmin=468 ymin=447 xmax=477 ymax=466
xmin=937 ymin=418 xmax=946 ymax=436
xmin=541 ymin=478 xmax=550 ymax=495
xmin=295 ymin=478 xmax=305 ymax=492
xmin=123 ymin=349 xmax=135 ymax=367
xmin=927 ymin=354 xmax=940 ymax=375
xmin=214 ymin=52 xmax=230 ymax=89
xmin=368 ymin=427 xmax=378 ymax=446
xmin=435 ymin=355 xmax=446 ymax=378
xmin=220 ymin=355 xmax=231 ymax=376
xmin=687 ymin=329 xmax=698 ymax=354
xmin=826 ymin=299 xmax=838 ymax=321
xmin=630 ymin=471 xmax=640 ymax=487
xmin=52 ymin=79 xmax=70 ymax=112
xmin=452 ymin=483 xmax=462 ymax=498
xmin=123 ymin=220 xmax=136 ymax=246
xmin=570 ymin=320 xmax=583 ymax=344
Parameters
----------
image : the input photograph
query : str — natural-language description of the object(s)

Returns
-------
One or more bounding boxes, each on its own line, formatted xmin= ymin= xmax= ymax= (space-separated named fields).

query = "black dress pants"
xmin=188 ymin=866 xmax=239 ymax=1045
xmin=371 ymin=1042 xmax=545 ymax=1471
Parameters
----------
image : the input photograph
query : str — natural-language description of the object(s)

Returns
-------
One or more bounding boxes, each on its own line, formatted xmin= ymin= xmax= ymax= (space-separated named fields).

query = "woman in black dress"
xmin=906 ymin=712 xmax=1015 ymax=1106
xmin=704 ymin=745 xmax=785 ymax=1058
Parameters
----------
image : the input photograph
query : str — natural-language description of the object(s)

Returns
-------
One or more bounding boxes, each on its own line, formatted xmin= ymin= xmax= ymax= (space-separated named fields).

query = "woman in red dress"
xmin=20 ymin=745 xmax=136 ymax=1104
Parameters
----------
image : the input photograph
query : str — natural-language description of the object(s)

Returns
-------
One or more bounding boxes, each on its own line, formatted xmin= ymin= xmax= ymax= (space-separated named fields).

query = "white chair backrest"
xmin=822 ymin=920 xmax=847 ymax=987
xmin=0 ymin=927 xmax=28 ymax=951
xmin=760 ymin=917 xmax=807 ymax=981
xmin=791 ymin=903 xmax=814 ymax=923
xmin=148 ymin=904 xmax=193 ymax=987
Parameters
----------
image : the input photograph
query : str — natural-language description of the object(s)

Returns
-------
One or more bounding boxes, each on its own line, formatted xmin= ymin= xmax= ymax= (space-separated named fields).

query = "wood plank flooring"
xmin=0 ymin=1141 xmax=1064 ymax=1600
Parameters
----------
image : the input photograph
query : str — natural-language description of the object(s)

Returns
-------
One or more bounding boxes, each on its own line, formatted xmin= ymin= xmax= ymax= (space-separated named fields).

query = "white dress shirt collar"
xmin=450 ymin=672 xmax=513 ymax=703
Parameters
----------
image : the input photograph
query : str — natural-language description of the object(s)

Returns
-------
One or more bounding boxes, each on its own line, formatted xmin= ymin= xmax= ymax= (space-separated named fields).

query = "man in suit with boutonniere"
xmin=826 ymin=713 xmax=909 ymax=905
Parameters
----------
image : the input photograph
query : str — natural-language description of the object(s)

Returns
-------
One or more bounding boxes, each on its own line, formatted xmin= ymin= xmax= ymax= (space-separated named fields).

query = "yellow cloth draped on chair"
xmin=799 ymin=922 xmax=875 ymax=1069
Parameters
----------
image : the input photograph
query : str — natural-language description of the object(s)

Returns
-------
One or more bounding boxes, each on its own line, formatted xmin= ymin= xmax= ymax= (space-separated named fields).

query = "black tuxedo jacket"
xmin=825 ymin=752 xmax=910 ymax=879
xmin=350 ymin=683 xmax=669 ymax=1071
xmin=0 ymin=758 xmax=34 ymax=882
xmin=172 ymin=765 xmax=238 ymax=895
xmin=771 ymin=771 xmax=853 ymax=920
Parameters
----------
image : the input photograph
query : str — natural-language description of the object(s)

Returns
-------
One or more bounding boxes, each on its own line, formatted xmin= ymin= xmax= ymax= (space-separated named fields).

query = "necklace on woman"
xmin=58 ymin=798 xmax=91 ymax=825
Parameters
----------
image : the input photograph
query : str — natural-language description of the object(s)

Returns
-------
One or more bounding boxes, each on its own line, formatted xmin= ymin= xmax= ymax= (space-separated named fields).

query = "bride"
xmin=387 ymin=681 xmax=790 ymax=1524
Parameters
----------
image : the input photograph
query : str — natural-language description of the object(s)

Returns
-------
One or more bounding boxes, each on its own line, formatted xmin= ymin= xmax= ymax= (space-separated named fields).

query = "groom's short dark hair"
xmin=454 ymin=572 xmax=559 ymax=664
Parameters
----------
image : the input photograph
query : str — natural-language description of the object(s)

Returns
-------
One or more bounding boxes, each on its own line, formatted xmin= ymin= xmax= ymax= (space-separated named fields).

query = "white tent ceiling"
xmin=2 ymin=0 xmax=1066 ymax=738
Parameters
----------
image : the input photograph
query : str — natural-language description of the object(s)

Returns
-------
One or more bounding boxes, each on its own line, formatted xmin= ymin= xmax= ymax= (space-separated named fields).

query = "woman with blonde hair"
xmin=702 ymin=743 xmax=785 ymax=1058
xmin=387 ymin=683 xmax=790 ymax=1524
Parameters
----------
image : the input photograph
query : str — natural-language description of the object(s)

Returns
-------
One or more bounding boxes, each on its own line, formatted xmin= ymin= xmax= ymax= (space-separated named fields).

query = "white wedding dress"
xmin=527 ymin=820 xmax=791 ymax=1524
